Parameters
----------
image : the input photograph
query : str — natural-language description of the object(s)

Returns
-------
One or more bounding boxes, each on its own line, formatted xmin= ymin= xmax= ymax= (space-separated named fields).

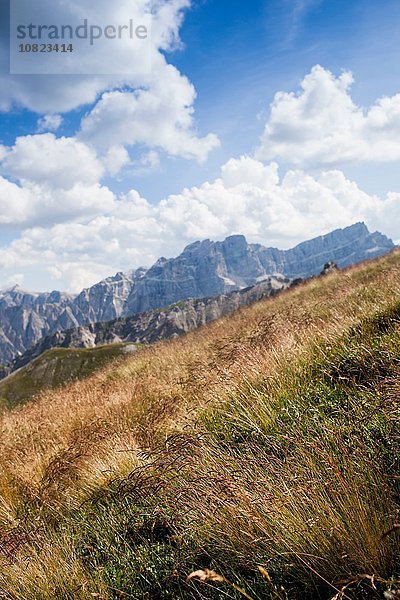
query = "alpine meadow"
xmin=0 ymin=250 xmax=399 ymax=599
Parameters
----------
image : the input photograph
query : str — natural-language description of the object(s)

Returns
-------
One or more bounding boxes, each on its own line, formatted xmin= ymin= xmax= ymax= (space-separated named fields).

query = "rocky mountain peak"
xmin=0 ymin=223 xmax=395 ymax=365
xmin=222 ymin=234 xmax=248 ymax=248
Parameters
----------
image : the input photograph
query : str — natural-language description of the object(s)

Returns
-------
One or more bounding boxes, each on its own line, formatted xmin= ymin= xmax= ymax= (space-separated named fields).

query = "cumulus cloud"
xmin=1 ymin=157 xmax=398 ymax=291
xmin=101 ymin=146 xmax=131 ymax=177
xmin=0 ymin=134 xmax=115 ymax=227
xmin=1 ymin=0 xmax=188 ymax=112
xmin=0 ymin=0 xmax=218 ymax=164
xmin=257 ymin=65 xmax=400 ymax=166
xmin=2 ymin=134 xmax=104 ymax=188
xmin=79 ymin=64 xmax=219 ymax=162
xmin=0 ymin=176 xmax=115 ymax=227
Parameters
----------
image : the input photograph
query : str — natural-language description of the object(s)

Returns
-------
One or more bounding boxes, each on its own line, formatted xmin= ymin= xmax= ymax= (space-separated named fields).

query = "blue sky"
xmin=165 ymin=0 xmax=400 ymax=198
xmin=0 ymin=0 xmax=400 ymax=291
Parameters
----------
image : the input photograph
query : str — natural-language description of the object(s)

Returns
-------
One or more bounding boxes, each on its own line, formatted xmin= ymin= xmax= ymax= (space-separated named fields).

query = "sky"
xmin=0 ymin=0 xmax=400 ymax=292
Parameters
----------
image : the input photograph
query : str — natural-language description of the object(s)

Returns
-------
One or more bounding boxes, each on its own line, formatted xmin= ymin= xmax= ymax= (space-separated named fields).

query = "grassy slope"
xmin=0 ymin=252 xmax=399 ymax=598
xmin=0 ymin=343 xmax=140 ymax=409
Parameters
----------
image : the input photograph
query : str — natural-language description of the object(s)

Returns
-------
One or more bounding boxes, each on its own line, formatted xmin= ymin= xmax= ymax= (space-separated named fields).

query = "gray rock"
xmin=321 ymin=261 xmax=339 ymax=276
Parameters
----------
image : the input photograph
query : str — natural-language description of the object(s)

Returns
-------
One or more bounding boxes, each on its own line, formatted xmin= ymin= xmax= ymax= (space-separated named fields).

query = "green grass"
xmin=0 ymin=343 xmax=139 ymax=409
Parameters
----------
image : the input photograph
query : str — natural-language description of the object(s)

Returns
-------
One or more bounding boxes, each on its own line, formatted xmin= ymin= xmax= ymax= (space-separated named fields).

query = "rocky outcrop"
xmin=0 ymin=272 xmax=136 ymax=364
xmin=320 ymin=261 xmax=339 ymax=276
xmin=254 ymin=223 xmax=393 ymax=278
xmin=0 ymin=223 xmax=394 ymax=365
xmin=123 ymin=223 xmax=394 ymax=315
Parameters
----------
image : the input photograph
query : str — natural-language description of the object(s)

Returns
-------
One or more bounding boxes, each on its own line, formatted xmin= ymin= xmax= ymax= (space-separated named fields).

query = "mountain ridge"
xmin=0 ymin=222 xmax=394 ymax=365
xmin=2 ymin=275 xmax=293 ymax=387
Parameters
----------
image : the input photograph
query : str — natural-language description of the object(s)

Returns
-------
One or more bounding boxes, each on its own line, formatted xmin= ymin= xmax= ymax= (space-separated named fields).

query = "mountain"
xmin=0 ymin=223 xmax=394 ymax=365
xmin=123 ymin=223 xmax=394 ymax=314
xmin=0 ymin=287 xmax=75 ymax=364
xmin=3 ymin=276 xmax=292 ymax=397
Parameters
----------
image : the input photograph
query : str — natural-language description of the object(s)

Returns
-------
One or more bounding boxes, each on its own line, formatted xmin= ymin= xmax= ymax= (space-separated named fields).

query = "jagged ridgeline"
xmin=0 ymin=249 xmax=398 ymax=598
xmin=0 ymin=223 xmax=394 ymax=366
xmin=0 ymin=276 xmax=291 ymax=406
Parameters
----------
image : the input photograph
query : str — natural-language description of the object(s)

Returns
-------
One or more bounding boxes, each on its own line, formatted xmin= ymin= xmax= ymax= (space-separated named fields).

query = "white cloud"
xmin=0 ymin=176 xmax=115 ymax=227
xmin=1 ymin=134 xmax=104 ymax=188
xmin=1 ymin=157 xmax=398 ymax=292
xmin=101 ymin=146 xmax=131 ymax=177
xmin=79 ymin=64 xmax=220 ymax=162
xmin=0 ymin=134 xmax=115 ymax=227
xmin=0 ymin=177 xmax=32 ymax=225
xmin=140 ymin=150 xmax=160 ymax=168
xmin=4 ymin=273 xmax=25 ymax=289
xmin=1 ymin=0 xmax=189 ymax=113
xmin=257 ymin=65 xmax=400 ymax=167
xmin=0 ymin=0 xmax=218 ymax=165
xmin=37 ymin=114 xmax=63 ymax=132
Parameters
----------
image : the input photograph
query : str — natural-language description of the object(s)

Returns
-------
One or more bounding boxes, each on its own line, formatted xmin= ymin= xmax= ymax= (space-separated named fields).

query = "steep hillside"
xmin=0 ymin=251 xmax=398 ymax=599
xmin=0 ymin=223 xmax=394 ymax=364
xmin=0 ymin=343 xmax=139 ymax=409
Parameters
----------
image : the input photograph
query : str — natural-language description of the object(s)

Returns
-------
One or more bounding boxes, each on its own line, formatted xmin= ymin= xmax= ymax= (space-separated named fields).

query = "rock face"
xmin=10 ymin=276 xmax=292 ymax=372
xmin=0 ymin=287 xmax=76 ymax=364
xmin=0 ymin=223 xmax=394 ymax=365
xmin=0 ymin=271 xmax=138 ymax=364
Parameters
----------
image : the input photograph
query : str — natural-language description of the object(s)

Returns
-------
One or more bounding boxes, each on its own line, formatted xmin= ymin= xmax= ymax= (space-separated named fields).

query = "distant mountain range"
xmin=0 ymin=275 xmax=293 ymax=398
xmin=0 ymin=222 xmax=394 ymax=366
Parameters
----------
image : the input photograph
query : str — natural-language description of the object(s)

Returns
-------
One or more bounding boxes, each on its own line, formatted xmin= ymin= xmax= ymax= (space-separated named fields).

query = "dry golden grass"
xmin=0 ymin=251 xmax=399 ymax=598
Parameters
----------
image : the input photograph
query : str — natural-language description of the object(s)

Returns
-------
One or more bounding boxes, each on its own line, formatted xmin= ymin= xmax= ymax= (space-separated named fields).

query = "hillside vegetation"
xmin=0 ymin=344 xmax=139 ymax=409
xmin=0 ymin=251 xmax=399 ymax=599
